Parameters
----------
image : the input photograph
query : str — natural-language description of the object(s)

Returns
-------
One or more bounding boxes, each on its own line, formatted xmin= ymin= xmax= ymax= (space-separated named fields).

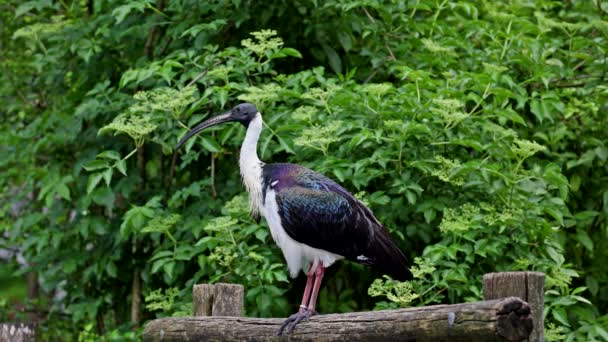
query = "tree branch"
xmin=143 ymin=0 xmax=167 ymax=59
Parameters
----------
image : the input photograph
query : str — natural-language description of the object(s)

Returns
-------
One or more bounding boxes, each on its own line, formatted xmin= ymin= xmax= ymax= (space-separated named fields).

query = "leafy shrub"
xmin=1 ymin=0 xmax=607 ymax=341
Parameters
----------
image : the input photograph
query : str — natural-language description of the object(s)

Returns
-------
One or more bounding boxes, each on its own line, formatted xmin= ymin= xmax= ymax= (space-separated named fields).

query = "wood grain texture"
xmin=483 ymin=272 xmax=544 ymax=342
xmin=143 ymin=297 xmax=532 ymax=342
xmin=192 ymin=283 xmax=244 ymax=317
xmin=211 ymin=283 xmax=244 ymax=317
xmin=193 ymin=284 xmax=215 ymax=316
xmin=0 ymin=323 xmax=36 ymax=342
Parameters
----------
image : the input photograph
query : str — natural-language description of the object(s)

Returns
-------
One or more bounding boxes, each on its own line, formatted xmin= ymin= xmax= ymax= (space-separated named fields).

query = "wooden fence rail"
xmin=143 ymin=272 xmax=544 ymax=342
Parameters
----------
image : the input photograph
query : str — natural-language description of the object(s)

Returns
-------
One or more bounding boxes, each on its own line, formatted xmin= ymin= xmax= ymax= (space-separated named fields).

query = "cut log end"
xmin=484 ymin=271 xmax=545 ymax=342
xmin=496 ymin=297 xmax=533 ymax=341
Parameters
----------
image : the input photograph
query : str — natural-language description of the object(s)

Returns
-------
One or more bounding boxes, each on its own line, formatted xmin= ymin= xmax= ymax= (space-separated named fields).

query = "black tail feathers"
xmin=363 ymin=227 xmax=412 ymax=281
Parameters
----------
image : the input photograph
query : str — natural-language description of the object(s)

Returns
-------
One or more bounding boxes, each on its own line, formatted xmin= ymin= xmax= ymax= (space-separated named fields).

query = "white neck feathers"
xmin=239 ymin=113 xmax=264 ymax=217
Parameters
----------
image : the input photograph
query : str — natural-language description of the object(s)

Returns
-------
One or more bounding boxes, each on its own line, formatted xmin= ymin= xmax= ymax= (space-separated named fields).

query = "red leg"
xmin=306 ymin=262 xmax=325 ymax=312
xmin=278 ymin=262 xmax=323 ymax=335
xmin=299 ymin=262 xmax=314 ymax=309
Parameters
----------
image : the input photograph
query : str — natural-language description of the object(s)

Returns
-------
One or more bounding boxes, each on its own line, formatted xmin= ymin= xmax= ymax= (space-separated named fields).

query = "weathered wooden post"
xmin=0 ymin=323 xmax=36 ymax=342
xmin=192 ymin=284 xmax=214 ymax=316
xmin=484 ymin=272 xmax=544 ymax=342
xmin=192 ymin=283 xmax=244 ymax=317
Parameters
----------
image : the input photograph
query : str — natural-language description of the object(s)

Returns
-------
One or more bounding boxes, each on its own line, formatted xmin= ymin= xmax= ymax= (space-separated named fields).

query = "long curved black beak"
xmin=175 ymin=111 xmax=233 ymax=150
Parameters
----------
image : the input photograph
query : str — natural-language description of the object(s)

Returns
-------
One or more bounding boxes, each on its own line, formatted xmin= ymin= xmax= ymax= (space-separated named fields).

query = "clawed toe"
xmin=277 ymin=308 xmax=315 ymax=336
xmin=287 ymin=309 xmax=314 ymax=334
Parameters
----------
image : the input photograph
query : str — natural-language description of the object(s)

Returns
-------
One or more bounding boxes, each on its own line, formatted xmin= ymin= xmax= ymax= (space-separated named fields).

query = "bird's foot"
xmin=277 ymin=306 xmax=316 ymax=336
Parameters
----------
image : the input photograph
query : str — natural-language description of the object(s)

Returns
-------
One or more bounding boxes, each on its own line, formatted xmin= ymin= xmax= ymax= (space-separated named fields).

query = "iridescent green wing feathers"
xmin=262 ymin=163 xmax=412 ymax=280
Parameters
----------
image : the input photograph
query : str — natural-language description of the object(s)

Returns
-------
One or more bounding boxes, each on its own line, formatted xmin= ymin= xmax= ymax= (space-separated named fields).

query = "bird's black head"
xmin=231 ymin=103 xmax=258 ymax=127
xmin=175 ymin=103 xmax=259 ymax=150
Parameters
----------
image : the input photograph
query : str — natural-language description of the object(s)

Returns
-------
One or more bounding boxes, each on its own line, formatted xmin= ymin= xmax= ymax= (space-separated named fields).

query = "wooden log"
xmin=483 ymin=272 xmax=544 ymax=342
xmin=143 ymin=296 xmax=532 ymax=342
xmin=192 ymin=283 xmax=244 ymax=317
xmin=0 ymin=323 xmax=36 ymax=342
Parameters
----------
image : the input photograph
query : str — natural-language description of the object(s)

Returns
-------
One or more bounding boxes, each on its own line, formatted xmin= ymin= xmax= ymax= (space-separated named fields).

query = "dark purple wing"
xmin=262 ymin=163 xmax=411 ymax=281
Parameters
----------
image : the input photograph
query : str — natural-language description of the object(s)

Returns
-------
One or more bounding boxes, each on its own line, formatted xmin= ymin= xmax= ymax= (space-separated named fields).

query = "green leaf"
xmin=333 ymin=169 xmax=346 ymax=182
xmin=277 ymin=136 xmax=294 ymax=154
xmin=575 ymin=230 xmax=593 ymax=252
xmin=595 ymin=146 xmax=608 ymax=161
xmin=180 ymin=20 xmax=228 ymax=38
xmin=424 ymin=208 xmax=436 ymax=223
xmin=142 ymin=214 xmax=180 ymax=234
xmin=570 ymin=174 xmax=581 ymax=192
xmin=200 ymin=136 xmax=222 ymax=153
xmin=90 ymin=218 xmax=107 ymax=235
xmin=106 ymin=261 xmax=117 ymax=278
xmin=595 ymin=325 xmax=608 ymax=341
xmin=151 ymin=258 xmax=170 ymax=274
xmin=63 ymin=259 xmax=77 ymax=274
xmin=544 ymin=207 xmax=563 ymax=225
xmin=92 ymin=187 xmax=115 ymax=209
xmin=150 ymin=250 xmax=174 ymax=261
xmin=83 ymin=159 xmax=109 ymax=171
xmin=195 ymin=236 xmax=216 ymax=248
xmin=571 ymin=295 xmax=592 ymax=305
xmin=86 ymin=172 xmax=104 ymax=194
xmin=120 ymin=206 xmax=155 ymax=239
xmin=586 ymin=276 xmax=599 ymax=296
xmin=56 ymin=183 xmax=71 ymax=201
xmin=97 ymin=150 xmax=121 ymax=160
xmin=405 ymin=190 xmax=417 ymax=205
xmin=217 ymin=88 xmax=228 ymax=108
xmin=546 ymin=246 xmax=564 ymax=265
xmin=574 ymin=211 xmax=598 ymax=221
xmin=530 ymin=99 xmax=550 ymax=123
xmin=254 ymin=229 xmax=268 ymax=242
xmin=116 ymin=159 xmax=127 ymax=176
xmin=15 ymin=0 xmax=53 ymax=17
xmin=102 ymin=168 xmax=113 ymax=187
xmin=570 ymin=287 xmax=587 ymax=295
xmin=111 ymin=0 xmax=149 ymax=24
xmin=552 ymin=307 xmax=570 ymax=327
xmin=274 ymin=271 xmax=288 ymax=283
xmin=279 ymin=48 xmax=302 ymax=58
xmin=255 ymin=291 xmax=272 ymax=313
xmin=174 ymin=246 xmax=194 ymax=261
xmin=411 ymin=2 xmax=432 ymax=10
xmin=337 ymin=32 xmax=352 ymax=51
xmin=163 ymin=260 xmax=176 ymax=278
xmin=498 ymin=108 xmax=526 ymax=125
xmin=322 ymin=44 xmax=342 ymax=74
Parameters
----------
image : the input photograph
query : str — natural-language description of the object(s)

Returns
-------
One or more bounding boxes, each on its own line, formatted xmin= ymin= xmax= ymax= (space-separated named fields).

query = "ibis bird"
xmin=175 ymin=103 xmax=411 ymax=334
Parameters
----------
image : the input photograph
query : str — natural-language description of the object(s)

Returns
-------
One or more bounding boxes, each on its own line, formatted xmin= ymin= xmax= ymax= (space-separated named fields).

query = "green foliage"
xmin=76 ymin=323 xmax=141 ymax=342
xmin=2 ymin=0 xmax=608 ymax=341
xmin=144 ymin=287 xmax=190 ymax=316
